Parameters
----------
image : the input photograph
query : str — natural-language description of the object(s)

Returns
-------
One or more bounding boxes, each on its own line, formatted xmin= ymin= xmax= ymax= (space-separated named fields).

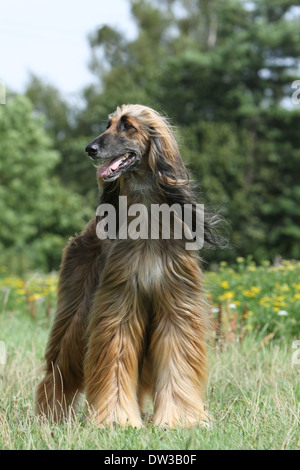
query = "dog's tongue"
xmin=98 ymin=155 xmax=124 ymax=178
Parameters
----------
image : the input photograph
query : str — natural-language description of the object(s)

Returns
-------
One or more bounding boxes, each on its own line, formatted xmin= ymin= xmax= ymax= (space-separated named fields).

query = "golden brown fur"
xmin=35 ymin=104 xmax=214 ymax=427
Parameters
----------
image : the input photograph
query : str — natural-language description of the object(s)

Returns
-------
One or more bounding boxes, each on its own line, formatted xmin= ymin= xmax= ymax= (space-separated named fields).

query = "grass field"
xmin=0 ymin=259 xmax=299 ymax=450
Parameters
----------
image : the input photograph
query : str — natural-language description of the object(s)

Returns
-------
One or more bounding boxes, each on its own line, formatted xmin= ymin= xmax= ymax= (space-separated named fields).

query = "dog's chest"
xmin=136 ymin=249 xmax=164 ymax=293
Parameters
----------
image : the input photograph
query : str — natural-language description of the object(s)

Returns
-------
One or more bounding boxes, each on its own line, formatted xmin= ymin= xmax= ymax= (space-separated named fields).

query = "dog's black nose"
xmin=85 ymin=142 xmax=99 ymax=157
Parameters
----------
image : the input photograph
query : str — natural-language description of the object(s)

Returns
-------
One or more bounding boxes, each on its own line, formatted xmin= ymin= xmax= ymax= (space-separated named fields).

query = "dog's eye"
xmin=123 ymin=122 xmax=136 ymax=131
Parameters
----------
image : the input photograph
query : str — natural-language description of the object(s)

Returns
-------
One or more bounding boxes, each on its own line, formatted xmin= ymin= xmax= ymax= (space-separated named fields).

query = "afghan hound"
xmin=35 ymin=104 xmax=222 ymax=428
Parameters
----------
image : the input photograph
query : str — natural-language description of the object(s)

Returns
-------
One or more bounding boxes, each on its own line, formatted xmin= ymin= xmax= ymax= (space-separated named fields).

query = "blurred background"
xmin=1 ymin=0 xmax=300 ymax=273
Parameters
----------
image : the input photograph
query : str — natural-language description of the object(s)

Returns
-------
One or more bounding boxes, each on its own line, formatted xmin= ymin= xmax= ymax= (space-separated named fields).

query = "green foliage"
xmin=25 ymin=75 xmax=97 ymax=199
xmin=0 ymin=95 xmax=92 ymax=271
xmin=2 ymin=0 xmax=300 ymax=270
xmin=208 ymin=258 xmax=300 ymax=339
xmin=78 ymin=0 xmax=300 ymax=263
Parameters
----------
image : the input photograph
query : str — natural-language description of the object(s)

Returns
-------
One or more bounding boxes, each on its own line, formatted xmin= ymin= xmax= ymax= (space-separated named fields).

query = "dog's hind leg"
xmin=35 ymin=219 xmax=104 ymax=421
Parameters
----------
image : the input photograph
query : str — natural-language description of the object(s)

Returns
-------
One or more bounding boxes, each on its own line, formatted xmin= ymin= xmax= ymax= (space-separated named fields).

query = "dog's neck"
xmin=119 ymin=173 xmax=158 ymax=207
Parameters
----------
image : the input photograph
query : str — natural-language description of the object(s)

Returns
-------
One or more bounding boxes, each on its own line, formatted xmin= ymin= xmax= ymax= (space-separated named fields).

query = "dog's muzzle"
xmin=85 ymin=142 xmax=99 ymax=159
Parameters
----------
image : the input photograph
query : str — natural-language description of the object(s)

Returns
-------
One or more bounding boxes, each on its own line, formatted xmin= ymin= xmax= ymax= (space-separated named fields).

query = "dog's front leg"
xmin=84 ymin=247 xmax=146 ymax=428
xmin=150 ymin=253 xmax=211 ymax=428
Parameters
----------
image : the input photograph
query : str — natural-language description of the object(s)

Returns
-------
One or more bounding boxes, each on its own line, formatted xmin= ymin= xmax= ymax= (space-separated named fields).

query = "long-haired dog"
xmin=35 ymin=104 xmax=221 ymax=428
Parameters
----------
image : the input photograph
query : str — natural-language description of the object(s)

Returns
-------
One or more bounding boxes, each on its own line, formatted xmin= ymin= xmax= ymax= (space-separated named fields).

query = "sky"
xmin=0 ymin=0 xmax=135 ymax=100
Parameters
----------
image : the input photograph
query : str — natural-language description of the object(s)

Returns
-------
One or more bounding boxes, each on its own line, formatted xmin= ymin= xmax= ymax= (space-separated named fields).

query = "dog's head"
xmin=85 ymin=104 xmax=188 ymax=185
xmin=86 ymin=104 xmax=227 ymax=249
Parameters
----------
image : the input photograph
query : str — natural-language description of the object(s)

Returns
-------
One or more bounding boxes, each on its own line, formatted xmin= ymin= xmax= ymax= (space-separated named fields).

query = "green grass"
xmin=0 ymin=260 xmax=300 ymax=450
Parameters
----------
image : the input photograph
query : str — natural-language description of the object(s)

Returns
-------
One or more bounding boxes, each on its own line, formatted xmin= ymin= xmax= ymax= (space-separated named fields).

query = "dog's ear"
xmin=148 ymin=129 xmax=188 ymax=188
xmin=149 ymin=135 xmax=172 ymax=178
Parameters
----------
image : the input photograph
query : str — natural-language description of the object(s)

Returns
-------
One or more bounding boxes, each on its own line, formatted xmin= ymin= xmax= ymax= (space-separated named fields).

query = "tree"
xmin=25 ymin=75 xmax=96 ymax=201
xmin=79 ymin=0 xmax=300 ymax=262
xmin=0 ymin=94 xmax=91 ymax=271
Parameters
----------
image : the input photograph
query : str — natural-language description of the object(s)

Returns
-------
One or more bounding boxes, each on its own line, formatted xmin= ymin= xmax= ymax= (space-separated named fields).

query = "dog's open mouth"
xmin=97 ymin=153 xmax=136 ymax=180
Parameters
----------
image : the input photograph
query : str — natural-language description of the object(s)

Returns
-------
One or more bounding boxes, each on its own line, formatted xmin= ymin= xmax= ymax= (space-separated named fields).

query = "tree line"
xmin=1 ymin=0 xmax=300 ymax=272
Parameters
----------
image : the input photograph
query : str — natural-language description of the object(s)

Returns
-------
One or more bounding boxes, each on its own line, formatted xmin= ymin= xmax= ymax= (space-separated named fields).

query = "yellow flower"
xmin=259 ymin=296 xmax=272 ymax=304
xmin=45 ymin=277 xmax=58 ymax=287
xmin=273 ymin=301 xmax=287 ymax=307
xmin=292 ymin=293 xmax=300 ymax=301
xmin=28 ymin=293 xmax=44 ymax=302
xmin=243 ymin=287 xmax=261 ymax=297
xmin=236 ymin=257 xmax=245 ymax=263
xmin=243 ymin=289 xmax=256 ymax=297
xmin=286 ymin=265 xmax=296 ymax=271
xmin=247 ymin=266 xmax=256 ymax=272
xmin=48 ymin=285 xmax=57 ymax=292
xmin=2 ymin=277 xmax=24 ymax=288
xmin=15 ymin=280 xmax=25 ymax=288
xmin=16 ymin=289 xmax=26 ymax=296
xmin=252 ymin=286 xmax=261 ymax=293
xmin=220 ymin=261 xmax=227 ymax=267
xmin=218 ymin=291 xmax=235 ymax=301
xmin=276 ymin=283 xmax=290 ymax=292
xmin=245 ymin=325 xmax=253 ymax=331
xmin=224 ymin=291 xmax=234 ymax=299
xmin=220 ymin=281 xmax=229 ymax=289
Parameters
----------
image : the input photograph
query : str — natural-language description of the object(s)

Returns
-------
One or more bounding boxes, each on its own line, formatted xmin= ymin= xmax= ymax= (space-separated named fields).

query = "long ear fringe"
xmin=149 ymin=135 xmax=189 ymax=187
xmin=203 ymin=207 xmax=230 ymax=250
xmin=148 ymin=121 xmax=229 ymax=251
